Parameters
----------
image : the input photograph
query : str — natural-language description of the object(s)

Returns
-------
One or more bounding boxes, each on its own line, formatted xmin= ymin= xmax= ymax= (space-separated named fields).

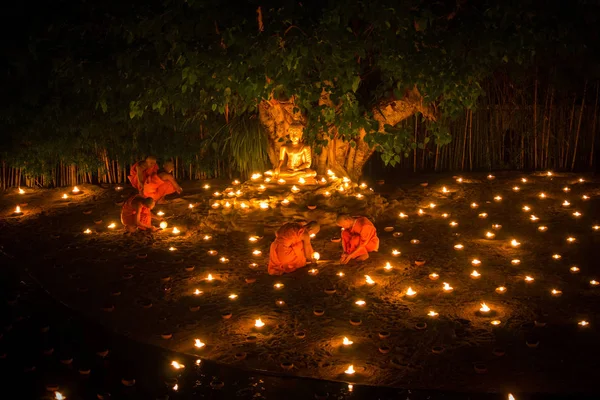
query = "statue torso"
xmin=283 ymin=144 xmax=311 ymax=169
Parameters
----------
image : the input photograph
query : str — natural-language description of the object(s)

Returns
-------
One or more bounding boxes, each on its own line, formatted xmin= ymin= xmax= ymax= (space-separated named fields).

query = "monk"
xmin=336 ymin=214 xmax=379 ymax=264
xmin=268 ymin=221 xmax=320 ymax=275
xmin=142 ymin=161 xmax=182 ymax=203
xmin=128 ymin=156 xmax=158 ymax=194
xmin=121 ymin=195 xmax=159 ymax=233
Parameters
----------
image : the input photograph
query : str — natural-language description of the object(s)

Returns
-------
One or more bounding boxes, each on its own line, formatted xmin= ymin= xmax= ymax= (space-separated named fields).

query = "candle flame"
xmin=384 ymin=262 xmax=393 ymax=271
xmin=450 ymin=221 xmax=458 ymax=227
xmin=171 ymin=361 xmax=184 ymax=369
xmin=563 ymin=186 xmax=570 ymax=192
xmin=552 ymin=254 xmax=561 ymax=260
xmin=539 ymin=192 xmax=546 ymax=199
xmin=251 ymin=173 xmax=262 ymax=180
xmin=510 ymin=239 xmax=521 ymax=247
xmin=573 ymin=211 xmax=582 ymax=217
xmin=496 ymin=286 xmax=506 ymax=293
xmin=344 ymin=365 xmax=355 ymax=375
xmin=491 ymin=320 xmax=501 ymax=326
xmin=590 ymin=280 xmax=599 ymax=286
xmin=398 ymin=212 xmax=407 ymax=218
xmin=337 ymin=271 xmax=345 ymax=277
xmin=479 ymin=213 xmax=488 ymax=218
xmin=107 ymin=223 xmax=116 ymax=229
xmin=15 ymin=205 xmax=21 ymax=213
xmin=538 ymin=225 xmax=547 ymax=232
xmin=405 ymin=287 xmax=417 ymax=296
xmin=259 ymin=202 xmax=269 ymax=210
xmin=582 ymin=195 xmax=590 ymax=200
xmin=579 ymin=320 xmax=589 ymax=327
xmin=562 ymin=200 xmax=570 ymax=206
xmin=456 ymin=177 xmax=463 ymax=182
xmin=567 ymin=237 xmax=576 ymax=243
xmin=342 ymin=337 xmax=353 ymax=345
xmin=278 ymin=179 xmax=287 ymax=185
xmin=62 ymin=193 xmax=68 ymax=199
xmin=442 ymin=186 xmax=449 ymax=193
xmin=525 ymin=275 xmax=534 ymax=282
xmin=18 ymin=188 xmax=25 ymax=194
xmin=172 ymin=227 xmax=180 ymax=234
xmin=365 ymin=275 xmax=375 ymax=285
xmin=298 ymin=177 xmax=306 ymax=184
xmin=203 ymin=184 xmax=210 ymax=189
xmin=213 ymin=191 xmax=221 ymax=197
xmin=470 ymin=202 xmax=478 ymax=208
xmin=355 ymin=300 xmax=366 ymax=306
xmin=255 ymin=318 xmax=265 ymax=328
xmin=159 ymin=221 xmax=168 ymax=229
xmin=494 ymin=195 xmax=502 ymax=201
xmin=194 ymin=339 xmax=206 ymax=348
xmin=274 ymin=283 xmax=284 ymax=289
xmin=418 ymin=209 xmax=424 ymax=215
xmin=472 ymin=259 xmax=481 ymax=266
xmin=570 ymin=266 xmax=580 ymax=273
xmin=229 ymin=293 xmax=238 ymax=299
xmin=249 ymin=236 xmax=258 ymax=242
xmin=454 ymin=244 xmax=464 ymax=250
xmin=169 ymin=247 xmax=176 ymax=251
xmin=84 ymin=228 xmax=92 ymax=234
xmin=441 ymin=213 xmax=449 ymax=218
xmin=206 ymin=274 xmax=214 ymax=281
xmin=521 ymin=178 xmax=528 ymax=183
xmin=428 ymin=310 xmax=439 ymax=317
xmin=442 ymin=282 xmax=453 ymax=291
xmin=194 ymin=289 xmax=202 ymax=295
xmin=72 ymin=186 xmax=80 ymax=193
xmin=529 ymin=215 xmax=539 ymax=221
xmin=479 ymin=303 xmax=490 ymax=312
xmin=485 ymin=231 xmax=495 ymax=238
xmin=511 ymin=259 xmax=520 ymax=265
xmin=291 ymin=185 xmax=300 ymax=193
xmin=513 ymin=186 xmax=520 ymax=192
xmin=313 ymin=252 xmax=320 ymax=261
xmin=429 ymin=202 xmax=436 ymax=209
xmin=356 ymin=193 xmax=364 ymax=199
xmin=252 ymin=249 xmax=262 ymax=256
xmin=429 ymin=273 xmax=439 ymax=279
xmin=551 ymin=289 xmax=562 ymax=296
xmin=471 ymin=270 xmax=481 ymax=278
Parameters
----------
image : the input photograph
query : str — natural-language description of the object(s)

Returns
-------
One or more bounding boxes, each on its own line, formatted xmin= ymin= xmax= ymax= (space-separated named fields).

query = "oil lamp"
xmin=337 ymin=272 xmax=345 ymax=277
xmin=410 ymin=239 xmax=420 ymax=244
xmin=259 ymin=202 xmax=269 ymax=210
xmin=449 ymin=221 xmax=458 ymax=227
xmin=159 ymin=221 xmax=168 ymax=229
xmin=428 ymin=310 xmax=439 ymax=317
xmin=470 ymin=202 xmax=479 ymax=209
xmin=429 ymin=273 xmax=439 ymax=280
xmin=223 ymin=201 xmax=232 ymax=208
xmin=255 ymin=318 xmax=265 ymax=328
xmin=206 ymin=274 xmax=214 ymax=281
xmin=551 ymin=289 xmax=562 ymax=297
xmin=454 ymin=244 xmax=464 ymax=250
xmin=471 ymin=259 xmax=481 ymax=266
xmin=442 ymin=186 xmax=449 ymax=193
xmin=573 ymin=211 xmax=582 ymax=217
xmin=342 ymin=337 xmax=353 ymax=346
xmin=524 ymin=276 xmax=534 ymax=282
xmin=213 ymin=191 xmax=222 ymax=197
xmin=538 ymin=225 xmax=548 ymax=232
xmin=323 ymin=191 xmax=331 ymax=198
xmin=418 ymin=208 xmax=424 ymax=215
xmin=593 ymin=225 xmax=600 ymax=231
xmin=479 ymin=303 xmax=491 ymax=313
xmin=320 ymin=177 xmax=327 ymax=184
xmin=530 ymin=215 xmax=539 ymax=221
xmin=552 ymin=254 xmax=561 ymax=260
xmin=471 ymin=270 xmax=481 ymax=279
xmin=194 ymin=339 xmax=206 ymax=349
xmin=344 ymin=365 xmax=355 ymax=375
xmin=521 ymin=178 xmax=528 ymax=183
xmin=563 ymin=186 xmax=570 ymax=192
xmin=490 ymin=320 xmax=501 ymax=326
xmin=62 ymin=193 xmax=69 ymax=199
xmin=579 ymin=178 xmax=585 ymax=183
xmin=219 ymin=257 xmax=229 ymax=263
xmin=258 ymin=185 xmax=266 ymax=192
xmin=211 ymin=202 xmax=220 ymax=209
xmin=511 ymin=259 xmax=520 ymax=265
xmin=441 ymin=213 xmax=449 ymax=218
xmin=405 ymin=287 xmax=417 ymax=297
xmin=582 ymin=195 xmax=590 ymax=200
xmin=547 ymin=171 xmax=553 ymax=176
xmin=487 ymin=174 xmax=495 ymax=180
xmin=355 ymin=300 xmax=366 ymax=306
xmin=570 ymin=266 xmax=580 ymax=273
xmin=273 ymin=283 xmax=284 ymax=289
xmin=308 ymin=268 xmax=319 ymax=275
xmin=355 ymin=193 xmax=364 ymax=199
xmin=203 ymin=234 xmax=212 ymax=241
xmin=18 ymin=188 xmax=25 ymax=194
xmin=578 ymin=320 xmax=589 ymax=327
xmin=384 ymin=262 xmax=393 ymax=271
xmin=291 ymin=185 xmax=300 ymax=193
xmin=492 ymin=224 xmax=502 ymax=230
xmin=264 ymin=177 xmax=272 ymax=183
xmin=522 ymin=205 xmax=530 ymax=212
xmin=83 ymin=228 xmax=92 ymax=234
xmin=194 ymin=289 xmax=202 ymax=295
xmin=391 ymin=249 xmax=401 ymax=256
xmin=172 ymin=227 xmax=180 ymax=234
xmin=365 ymin=275 xmax=375 ymax=285
xmin=228 ymin=294 xmax=238 ymax=299
xmin=442 ymin=282 xmax=453 ymax=292
xmin=249 ymin=236 xmax=258 ymax=242
xmin=485 ymin=231 xmax=495 ymax=239
xmin=495 ymin=286 xmax=506 ymax=294
xmin=251 ymin=173 xmax=262 ymax=180
xmin=398 ymin=212 xmax=408 ymax=218
xmin=157 ymin=211 xmax=165 ymax=216
xmin=281 ymin=199 xmax=290 ymax=206
xmin=171 ymin=361 xmax=185 ymax=369
xmin=494 ymin=195 xmax=502 ymax=201
xmin=510 ymin=239 xmax=521 ymax=247
xmin=169 ymin=246 xmax=177 ymax=251
xmin=456 ymin=177 xmax=463 ymax=183
xmin=479 ymin=212 xmax=488 ymax=218
xmin=590 ymin=280 xmax=599 ymax=286
xmin=512 ymin=186 xmax=520 ymax=192
xmin=359 ymin=183 xmax=367 ymax=189
xmin=562 ymin=200 xmax=570 ymax=207
xmin=107 ymin=223 xmax=116 ymax=229
xmin=14 ymin=205 xmax=22 ymax=214
xmin=429 ymin=202 xmax=436 ymax=209
xmin=203 ymin=184 xmax=210 ymax=189
xmin=72 ymin=186 xmax=80 ymax=194
xmin=54 ymin=392 xmax=65 ymax=400
xmin=252 ymin=249 xmax=262 ymax=256
xmin=566 ymin=237 xmax=576 ymax=243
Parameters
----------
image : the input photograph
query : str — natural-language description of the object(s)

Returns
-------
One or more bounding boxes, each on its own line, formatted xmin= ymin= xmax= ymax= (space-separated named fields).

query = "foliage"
xmin=2 ymin=0 xmax=600 ymax=178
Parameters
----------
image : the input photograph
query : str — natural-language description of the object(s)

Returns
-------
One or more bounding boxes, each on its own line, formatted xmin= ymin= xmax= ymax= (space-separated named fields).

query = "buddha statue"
xmin=267 ymin=123 xmax=317 ymax=182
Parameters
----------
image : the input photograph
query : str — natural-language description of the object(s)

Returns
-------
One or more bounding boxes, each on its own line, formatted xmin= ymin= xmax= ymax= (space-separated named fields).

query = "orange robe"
xmin=268 ymin=223 xmax=309 ymax=275
xmin=341 ymin=217 xmax=379 ymax=256
xmin=128 ymin=161 xmax=158 ymax=191
xmin=142 ymin=173 xmax=177 ymax=201
xmin=120 ymin=195 xmax=152 ymax=230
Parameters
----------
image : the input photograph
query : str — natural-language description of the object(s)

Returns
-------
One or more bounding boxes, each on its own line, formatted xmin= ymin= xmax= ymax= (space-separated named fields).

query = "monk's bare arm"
xmin=135 ymin=202 xmax=154 ymax=229
xmin=136 ymin=163 xmax=146 ymax=193
xmin=302 ymin=234 xmax=314 ymax=261
xmin=159 ymin=172 xmax=182 ymax=193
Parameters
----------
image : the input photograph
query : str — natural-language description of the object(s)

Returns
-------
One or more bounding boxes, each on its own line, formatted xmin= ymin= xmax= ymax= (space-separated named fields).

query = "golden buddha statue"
xmin=268 ymin=123 xmax=317 ymax=182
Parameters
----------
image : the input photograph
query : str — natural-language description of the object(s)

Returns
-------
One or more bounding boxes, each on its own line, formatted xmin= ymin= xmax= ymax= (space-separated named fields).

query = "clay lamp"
xmin=573 ymin=211 xmax=582 ymax=218
xmin=211 ymin=202 xmax=220 ymax=209
xmin=83 ymin=228 xmax=92 ymax=234
xmin=442 ymin=282 xmax=453 ymax=292
xmin=522 ymin=205 xmax=531 ymax=212
xmin=570 ymin=266 xmax=580 ymax=274
xmin=590 ymin=280 xmax=599 ymax=286
xmin=258 ymin=185 xmax=267 ymax=193
xmin=194 ymin=339 xmax=206 ymax=349
xmin=213 ymin=191 xmax=222 ymax=197
xmin=398 ymin=212 xmax=408 ymax=218
xmin=479 ymin=302 xmax=491 ymax=315
xmin=319 ymin=177 xmax=328 ymax=184
xmin=276 ymin=299 xmax=286 ymax=307
xmin=342 ymin=337 xmax=353 ymax=347
xmin=510 ymin=239 xmax=521 ymax=247
xmin=552 ymin=254 xmax=561 ymax=260
xmin=414 ymin=257 xmax=426 ymax=266
xmin=307 ymin=203 xmax=318 ymax=209
xmin=384 ymin=262 xmax=393 ymax=271
xmin=391 ymin=249 xmax=401 ymax=257
xmin=344 ymin=365 xmax=356 ymax=375
xmin=202 ymin=184 xmax=210 ymax=189
xmin=410 ymin=239 xmax=420 ymax=244
xmin=107 ymin=223 xmax=116 ymax=229
xmin=529 ymin=215 xmax=539 ymax=222
xmin=471 ymin=259 xmax=482 ymax=266
xmin=429 ymin=273 xmax=439 ymax=280
xmin=273 ymin=283 xmax=284 ymax=290
xmin=313 ymin=307 xmax=325 ymax=316
xmin=521 ymin=177 xmax=528 ymax=183
xmin=219 ymin=257 xmax=229 ymax=263
xmin=578 ymin=320 xmax=589 ymax=327
xmin=172 ymin=227 xmax=180 ymax=235
xmin=254 ymin=318 xmax=265 ymax=328
xmin=551 ymin=289 xmax=562 ymax=297
xmin=547 ymin=171 xmax=553 ymax=176
xmin=427 ymin=310 xmax=439 ymax=318
xmin=538 ymin=225 xmax=548 ymax=232
xmin=18 ymin=187 xmax=25 ymax=194
xmin=193 ymin=289 xmax=203 ymax=295
xmin=442 ymin=186 xmax=449 ymax=193
xmin=62 ymin=193 xmax=69 ymax=200
xmin=494 ymin=195 xmax=502 ymax=202
xmin=441 ymin=213 xmax=449 ymax=218
xmin=252 ymin=249 xmax=262 ymax=256
xmin=512 ymin=186 xmax=520 ymax=192
xmin=354 ymin=300 xmax=366 ymax=307
xmin=495 ymin=286 xmax=506 ymax=294
xmin=449 ymin=221 xmax=458 ymax=227
xmin=204 ymin=274 xmax=215 ymax=282
xmin=405 ymin=287 xmax=417 ymax=298
xmin=259 ymin=202 xmax=269 ymax=210
xmin=429 ymin=202 xmax=437 ymax=209
xmin=223 ymin=201 xmax=232 ymax=208
xmin=563 ymin=186 xmax=571 ymax=192
xmin=365 ymin=275 xmax=375 ymax=285
xmin=54 ymin=392 xmax=65 ymax=400
xmin=470 ymin=202 xmax=479 ymax=209
xmin=456 ymin=177 xmax=464 ymax=183
xmin=485 ymin=231 xmax=495 ymax=239
xmin=159 ymin=221 xmax=168 ymax=229
xmin=72 ymin=186 xmax=81 ymax=195
xmin=280 ymin=199 xmax=290 ymax=206
xmin=313 ymin=252 xmax=320 ymax=261
xmin=492 ymin=224 xmax=502 ymax=230
xmin=322 ymin=191 xmax=331 ymax=198
xmin=291 ymin=185 xmax=300 ymax=193
xmin=511 ymin=259 xmax=520 ymax=265
xmin=171 ymin=361 xmax=185 ymax=370
xmin=470 ymin=270 xmax=481 ymax=279
xmin=239 ymin=202 xmax=249 ymax=209
xmin=579 ymin=178 xmax=585 ymax=183
xmin=207 ymin=250 xmax=217 ymax=256
xmin=337 ymin=272 xmax=345 ymax=277
xmin=593 ymin=225 xmax=600 ymax=231
xmin=582 ymin=195 xmax=590 ymax=200
xmin=487 ymin=174 xmax=495 ymax=180
xmin=416 ymin=208 xmax=425 ymax=216
xmin=359 ymin=182 xmax=367 ymax=189
xmin=490 ymin=320 xmax=501 ymax=326
xmin=264 ymin=177 xmax=272 ymax=183
xmin=566 ymin=236 xmax=576 ymax=243
xmin=562 ymin=200 xmax=570 ymax=207
xmin=524 ymin=275 xmax=535 ymax=283
xmin=308 ymin=268 xmax=319 ymax=276
xmin=539 ymin=192 xmax=547 ymax=199
xmin=168 ymin=246 xmax=177 ymax=251
xmin=479 ymin=212 xmax=488 ymax=219
xmin=248 ymin=235 xmax=259 ymax=243
xmin=251 ymin=173 xmax=262 ymax=180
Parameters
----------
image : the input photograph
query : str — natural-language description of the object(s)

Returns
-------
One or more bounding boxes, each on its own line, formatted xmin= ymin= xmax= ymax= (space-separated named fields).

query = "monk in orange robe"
xmin=268 ymin=221 xmax=320 ymax=275
xmin=336 ymin=214 xmax=379 ymax=264
xmin=142 ymin=161 xmax=182 ymax=203
xmin=128 ymin=156 xmax=158 ymax=194
xmin=121 ymin=195 xmax=158 ymax=233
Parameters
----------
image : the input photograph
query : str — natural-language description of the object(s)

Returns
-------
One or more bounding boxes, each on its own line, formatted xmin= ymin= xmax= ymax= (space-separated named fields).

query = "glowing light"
xmin=552 ymin=254 xmax=561 ymax=260
xmin=485 ymin=231 xmax=495 ymax=239
xmin=429 ymin=273 xmax=439 ymax=280
xmin=429 ymin=202 xmax=436 ymax=209
xmin=551 ymin=289 xmax=562 ymax=296
xmin=573 ymin=211 xmax=582 ymax=217
xmin=471 ymin=259 xmax=481 ymax=266
xmin=428 ymin=310 xmax=439 ymax=317
xmin=203 ymin=234 xmax=212 ymax=241
xmin=511 ymin=259 xmax=521 ymax=265
xmin=563 ymin=186 xmax=570 ymax=192
xmin=308 ymin=268 xmax=319 ymax=275
xmin=566 ymin=236 xmax=576 ymax=243
xmin=510 ymin=239 xmax=521 ymax=247
xmin=72 ymin=186 xmax=80 ymax=194
xmin=342 ymin=337 xmax=353 ymax=346
xmin=311 ymin=252 xmax=320 ymax=261
xmin=337 ymin=272 xmax=345 ymax=277
xmin=524 ymin=276 xmax=534 ymax=282
xmin=219 ymin=257 xmax=229 ymax=263
xmin=194 ymin=289 xmax=202 ymax=295
xmin=213 ymin=191 xmax=221 ymax=197
xmin=562 ymin=200 xmax=570 ymax=207
xmin=579 ymin=178 xmax=585 ymax=183
xmin=172 ymin=227 xmax=180 ymax=234
xmin=157 ymin=211 xmax=165 ymax=216
xmin=530 ymin=215 xmax=539 ymax=221
xmin=249 ymin=236 xmax=258 ymax=242
xmin=291 ymin=185 xmax=300 ymax=193
xmin=509 ymin=394 xmax=516 ymax=400
xmin=494 ymin=195 xmax=502 ymax=201
xmin=251 ymin=173 xmax=262 ymax=180
xmin=348 ymin=384 xmax=353 ymax=392
xmin=405 ymin=287 xmax=417 ymax=297
xmin=521 ymin=178 xmax=528 ymax=183
xmin=228 ymin=294 xmax=238 ymax=299
xmin=522 ymin=205 xmax=531 ymax=212
xmin=479 ymin=212 xmax=488 ymax=218
xmin=273 ymin=283 xmax=284 ymax=289
xmin=570 ymin=266 xmax=580 ymax=273
xmin=538 ymin=225 xmax=548 ymax=232
xmin=582 ymin=195 xmax=590 ymax=200
xmin=456 ymin=177 xmax=463 ymax=183
xmin=264 ymin=178 xmax=272 ymax=183
xmin=323 ymin=191 xmax=331 ymax=198
xmin=252 ymin=249 xmax=262 ymax=256
xmin=418 ymin=208 xmax=425 ymax=215
xmin=491 ymin=320 xmax=501 ymax=326
xmin=194 ymin=339 xmax=206 ymax=349
xmin=449 ymin=221 xmax=458 ymax=227
xmin=442 ymin=282 xmax=453 ymax=292
xmin=441 ymin=213 xmax=449 ymax=218
xmin=359 ymin=183 xmax=367 ymax=189
xmin=203 ymin=184 xmax=210 ymax=189
xmin=365 ymin=275 xmax=375 ymax=285
xmin=15 ymin=205 xmax=22 ymax=214
xmin=547 ymin=171 xmax=553 ymax=177
xmin=593 ymin=225 xmax=600 ymax=231
xmin=398 ymin=212 xmax=408 ymax=218
xmin=442 ymin=186 xmax=449 ymax=193
xmin=479 ymin=303 xmax=490 ymax=313
xmin=169 ymin=247 xmax=177 ymax=251
xmin=454 ymin=244 xmax=464 ymax=250
xmin=171 ymin=361 xmax=185 ymax=369
xmin=159 ymin=221 xmax=168 ymax=229
xmin=344 ymin=365 xmax=355 ymax=375
xmin=487 ymin=174 xmax=495 ymax=180
xmin=18 ymin=188 xmax=25 ymax=194
xmin=496 ymin=286 xmax=506 ymax=293
xmin=391 ymin=249 xmax=401 ymax=256
xmin=281 ymin=199 xmax=290 ymax=206
xmin=590 ymin=280 xmax=599 ymax=286
xmin=62 ymin=194 xmax=69 ymax=199
xmin=327 ymin=169 xmax=334 ymax=176
xmin=539 ymin=192 xmax=546 ymax=199
xmin=54 ymin=392 xmax=65 ymax=400
xmin=492 ymin=224 xmax=502 ymax=230
xmin=211 ymin=202 xmax=220 ymax=209
xmin=513 ymin=186 xmax=520 ymax=192
xmin=206 ymin=274 xmax=214 ymax=281
xmin=83 ymin=228 xmax=92 ymax=234
xmin=578 ymin=320 xmax=589 ymax=327
xmin=173 ymin=384 xmax=178 ymax=391
xmin=107 ymin=223 xmax=116 ymax=229
xmin=470 ymin=270 xmax=481 ymax=278
xmin=255 ymin=318 xmax=265 ymax=328
xmin=470 ymin=202 xmax=478 ymax=209
xmin=258 ymin=185 xmax=266 ymax=191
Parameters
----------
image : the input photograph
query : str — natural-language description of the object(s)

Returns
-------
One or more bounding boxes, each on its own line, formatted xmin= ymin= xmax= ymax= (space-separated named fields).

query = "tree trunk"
xmin=258 ymin=86 xmax=435 ymax=180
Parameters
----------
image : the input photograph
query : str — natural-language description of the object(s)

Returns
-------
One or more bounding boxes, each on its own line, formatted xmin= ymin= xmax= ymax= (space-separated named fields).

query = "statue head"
xmin=288 ymin=123 xmax=304 ymax=145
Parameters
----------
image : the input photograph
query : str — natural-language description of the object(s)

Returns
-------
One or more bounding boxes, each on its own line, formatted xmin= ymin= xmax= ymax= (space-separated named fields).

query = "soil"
xmin=1 ymin=171 xmax=599 ymax=395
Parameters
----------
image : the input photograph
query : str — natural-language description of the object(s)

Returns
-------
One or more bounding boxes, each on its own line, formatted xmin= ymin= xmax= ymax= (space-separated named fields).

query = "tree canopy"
xmin=2 ymin=0 xmax=600 ymax=179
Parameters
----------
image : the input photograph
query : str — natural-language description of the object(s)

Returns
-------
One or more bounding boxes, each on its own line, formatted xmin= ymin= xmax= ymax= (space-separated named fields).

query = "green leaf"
xmin=351 ymin=76 xmax=361 ymax=93
xmin=211 ymin=104 xmax=217 ymax=111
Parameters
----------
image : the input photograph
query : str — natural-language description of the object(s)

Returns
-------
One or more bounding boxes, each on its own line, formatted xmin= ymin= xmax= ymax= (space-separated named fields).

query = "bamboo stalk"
xmin=534 ymin=74 xmax=538 ymax=169
xmin=571 ymin=81 xmax=587 ymax=170
xmin=590 ymin=82 xmax=599 ymax=168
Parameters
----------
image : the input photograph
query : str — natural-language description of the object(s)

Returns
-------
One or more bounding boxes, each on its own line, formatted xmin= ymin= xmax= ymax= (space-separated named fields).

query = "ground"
xmin=1 ymin=172 xmax=599 ymax=395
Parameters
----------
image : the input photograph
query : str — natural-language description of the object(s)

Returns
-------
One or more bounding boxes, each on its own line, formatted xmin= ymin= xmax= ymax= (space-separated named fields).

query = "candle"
xmin=410 ymin=239 xmax=420 ymax=244
xmin=470 ymin=202 xmax=479 ymax=209
xmin=54 ymin=392 xmax=65 ymax=400
xmin=524 ymin=275 xmax=534 ymax=282
xmin=427 ymin=310 xmax=439 ymax=317
xmin=203 ymin=184 xmax=210 ymax=189
xmin=442 ymin=282 xmax=453 ymax=292
xmin=194 ymin=339 xmax=206 ymax=349
xmin=364 ymin=275 xmax=375 ymax=285
xmin=308 ymin=268 xmax=319 ymax=275
xmin=522 ymin=205 xmax=531 ymax=211
xmin=485 ymin=231 xmax=495 ymax=239
xmin=442 ymin=186 xmax=449 ymax=193
xmin=539 ymin=192 xmax=546 ymax=199
xmin=273 ymin=283 xmax=284 ymax=289
xmin=255 ymin=318 xmax=265 ymax=328
xmin=547 ymin=171 xmax=553 ymax=176
xmin=454 ymin=244 xmax=464 ymax=250
xmin=582 ymin=195 xmax=590 ymax=200
xmin=566 ymin=237 xmax=576 ymax=243
xmin=429 ymin=273 xmax=439 ymax=280
xmin=391 ymin=249 xmax=401 ymax=256
xmin=171 ymin=361 xmax=185 ymax=369
xmin=72 ymin=186 xmax=80 ymax=194
xmin=107 ymin=223 xmax=116 ymax=229
xmin=494 ymin=195 xmax=502 ymax=201
xmin=159 ymin=221 xmax=168 ymax=229
xmin=84 ymin=228 xmax=92 ymax=234
xmin=510 ymin=239 xmax=521 ymax=247
xmin=511 ymin=259 xmax=520 ymax=265
xmin=538 ymin=225 xmax=548 ymax=232
xmin=211 ymin=202 xmax=220 ymax=209
xmin=418 ymin=209 xmax=424 ymax=215
xmin=590 ymin=280 xmax=599 ymax=286
xmin=213 ymin=191 xmax=222 ymax=197
xmin=360 ymin=183 xmax=368 ymax=189
xmin=470 ymin=270 xmax=481 ymax=279
xmin=228 ymin=294 xmax=238 ymax=299
xmin=551 ymin=289 xmax=562 ymax=297
xmin=384 ymin=262 xmax=393 ymax=271
xmin=479 ymin=213 xmax=488 ymax=218
xmin=355 ymin=193 xmax=364 ymax=199
xmin=249 ymin=236 xmax=258 ymax=242
xmin=578 ymin=320 xmax=589 ymax=327
xmin=405 ymin=287 xmax=417 ymax=297
xmin=429 ymin=202 xmax=436 ymax=209
xmin=573 ymin=211 xmax=582 ymax=217
xmin=529 ymin=215 xmax=539 ymax=221
xmin=479 ymin=302 xmax=490 ymax=313
xmin=487 ymin=174 xmax=495 ymax=180
xmin=203 ymin=235 xmax=212 ymax=241
xmin=441 ymin=213 xmax=449 ymax=218
xmin=172 ymin=227 xmax=180 ymax=234
xmin=219 ymin=257 xmax=229 ymax=263
xmin=471 ymin=259 xmax=481 ymax=266
xmin=281 ymin=199 xmax=290 ymax=206
xmin=14 ymin=205 xmax=22 ymax=214
xmin=593 ymin=225 xmax=600 ymax=231
xmin=323 ymin=191 xmax=331 ymax=198
xmin=495 ymin=286 xmax=506 ymax=294
xmin=344 ymin=365 xmax=355 ymax=375
xmin=342 ymin=337 xmax=353 ymax=346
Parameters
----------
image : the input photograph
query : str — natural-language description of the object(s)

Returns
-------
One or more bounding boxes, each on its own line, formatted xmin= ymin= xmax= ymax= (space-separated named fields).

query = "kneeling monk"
xmin=121 ymin=195 xmax=158 ymax=232
xmin=336 ymin=214 xmax=379 ymax=264
xmin=128 ymin=156 xmax=158 ymax=194
xmin=143 ymin=161 xmax=182 ymax=203
xmin=268 ymin=221 xmax=320 ymax=275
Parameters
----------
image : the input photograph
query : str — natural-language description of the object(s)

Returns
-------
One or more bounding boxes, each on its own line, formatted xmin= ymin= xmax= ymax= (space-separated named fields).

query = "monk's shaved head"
xmin=163 ymin=160 xmax=175 ymax=173
xmin=306 ymin=221 xmax=320 ymax=235
xmin=142 ymin=197 xmax=155 ymax=208
xmin=336 ymin=214 xmax=354 ymax=229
